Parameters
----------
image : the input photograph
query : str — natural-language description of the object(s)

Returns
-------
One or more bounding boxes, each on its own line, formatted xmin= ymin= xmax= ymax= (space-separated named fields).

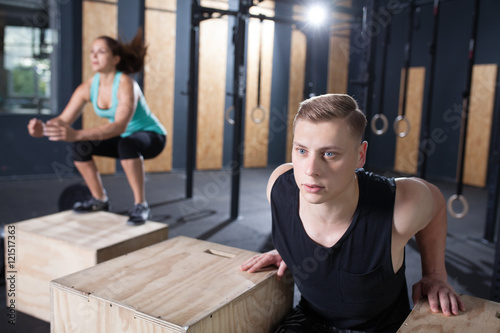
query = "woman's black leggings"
xmin=72 ymin=131 xmax=166 ymax=162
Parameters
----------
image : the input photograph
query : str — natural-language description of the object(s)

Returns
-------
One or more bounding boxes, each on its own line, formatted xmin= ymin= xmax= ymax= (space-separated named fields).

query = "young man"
xmin=240 ymin=94 xmax=464 ymax=332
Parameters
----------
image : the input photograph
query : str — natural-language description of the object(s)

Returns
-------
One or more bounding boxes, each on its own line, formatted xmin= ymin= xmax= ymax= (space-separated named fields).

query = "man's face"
xmin=292 ymin=118 xmax=367 ymax=205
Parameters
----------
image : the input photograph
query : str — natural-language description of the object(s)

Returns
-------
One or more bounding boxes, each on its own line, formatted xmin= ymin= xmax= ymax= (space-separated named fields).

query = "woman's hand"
xmin=27 ymin=118 xmax=45 ymax=138
xmin=43 ymin=119 xmax=78 ymax=142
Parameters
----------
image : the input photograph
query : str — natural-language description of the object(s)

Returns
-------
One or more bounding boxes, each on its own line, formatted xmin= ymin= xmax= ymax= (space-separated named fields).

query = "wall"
xmin=3 ymin=0 xmax=498 ymax=183
xmin=348 ymin=0 xmax=500 ymax=185
xmin=0 ymin=0 xmax=346 ymax=178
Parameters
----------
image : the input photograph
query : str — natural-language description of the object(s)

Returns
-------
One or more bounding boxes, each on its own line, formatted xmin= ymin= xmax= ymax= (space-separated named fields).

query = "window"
xmin=0 ymin=0 xmax=58 ymax=115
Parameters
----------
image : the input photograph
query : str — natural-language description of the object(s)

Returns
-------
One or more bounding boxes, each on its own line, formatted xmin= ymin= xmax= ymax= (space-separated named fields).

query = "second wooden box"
xmin=51 ymin=236 xmax=294 ymax=332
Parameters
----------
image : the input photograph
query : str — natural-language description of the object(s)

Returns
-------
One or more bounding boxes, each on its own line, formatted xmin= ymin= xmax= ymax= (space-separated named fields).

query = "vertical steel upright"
xmin=186 ymin=0 xmax=201 ymax=199
xmin=484 ymin=119 xmax=500 ymax=244
xmin=352 ymin=0 xmax=376 ymax=145
xmin=230 ymin=0 xmax=251 ymax=220
xmin=360 ymin=0 xmax=376 ymax=122
xmin=419 ymin=0 xmax=441 ymax=179
xmin=186 ymin=0 xmax=249 ymax=220
xmin=492 ymin=201 xmax=500 ymax=301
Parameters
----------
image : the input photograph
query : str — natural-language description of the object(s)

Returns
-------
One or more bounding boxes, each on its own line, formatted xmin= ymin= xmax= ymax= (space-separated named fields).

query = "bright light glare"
xmin=308 ymin=4 xmax=327 ymax=27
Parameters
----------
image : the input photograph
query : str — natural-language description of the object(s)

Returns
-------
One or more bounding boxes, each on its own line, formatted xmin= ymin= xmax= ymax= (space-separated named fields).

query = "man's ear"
xmin=357 ymin=141 xmax=368 ymax=168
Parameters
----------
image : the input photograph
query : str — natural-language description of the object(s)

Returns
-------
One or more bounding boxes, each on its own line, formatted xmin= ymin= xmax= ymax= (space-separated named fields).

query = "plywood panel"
xmin=52 ymin=286 xmax=174 ymax=333
xmin=398 ymin=295 xmax=500 ymax=332
xmin=145 ymin=0 xmax=176 ymax=11
xmin=285 ymin=29 xmax=307 ymax=163
xmin=201 ymin=0 xmax=229 ymax=10
xmin=327 ymin=0 xmax=351 ymax=93
xmin=292 ymin=4 xmax=305 ymax=22
xmin=463 ymin=64 xmax=497 ymax=187
xmin=196 ymin=1 xmax=229 ymax=170
xmin=244 ymin=5 xmax=275 ymax=168
xmin=82 ymin=0 xmax=117 ymax=174
xmin=144 ymin=6 xmax=176 ymax=172
xmin=51 ymin=236 xmax=293 ymax=332
xmin=394 ymin=67 xmax=425 ymax=175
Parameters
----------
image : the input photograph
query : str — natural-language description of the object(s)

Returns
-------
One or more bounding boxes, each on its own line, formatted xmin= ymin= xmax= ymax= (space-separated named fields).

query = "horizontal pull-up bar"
xmin=192 ymin=2 xmax=357 ymax=27
xmin=379 ymin=0 xmax=456 ymax=10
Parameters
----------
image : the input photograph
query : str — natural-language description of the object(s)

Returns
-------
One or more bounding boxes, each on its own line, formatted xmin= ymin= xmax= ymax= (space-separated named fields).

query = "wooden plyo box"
xmin=398 ymin=294 xmax=500 ymax=332
xmin=51 ymin=236 xmax=294 ymax=333
xmin=4 ymin=210 xmax=168 ymax=322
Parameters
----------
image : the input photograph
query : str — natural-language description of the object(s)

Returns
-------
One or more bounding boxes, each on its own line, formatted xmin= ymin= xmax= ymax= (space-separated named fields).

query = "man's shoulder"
xmin=271 ymin=165 xmax=295 ymax=189
xmin=266 ymin=163 xmax=293 ymax=202
xmin=270 ymin=163 xmax=293 ymax=182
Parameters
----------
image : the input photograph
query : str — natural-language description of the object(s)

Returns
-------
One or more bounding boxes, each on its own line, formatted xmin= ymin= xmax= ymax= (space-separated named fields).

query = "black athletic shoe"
xmin=127 ymin=204 xmax=150 ymax=225
xmin=72 ymin=197 xmax=109 ymax=213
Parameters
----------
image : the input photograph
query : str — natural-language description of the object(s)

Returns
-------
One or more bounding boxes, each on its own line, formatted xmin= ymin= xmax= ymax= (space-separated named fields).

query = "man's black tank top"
xmin=271 ymin=169 xmax=410 ymax=332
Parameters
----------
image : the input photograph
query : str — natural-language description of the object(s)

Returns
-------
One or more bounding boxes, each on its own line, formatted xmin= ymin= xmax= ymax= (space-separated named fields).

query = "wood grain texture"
xmin=398 ymin=295 xmax=500 ymax=332
xmin=5 ymin=211 xmax=168 ymax=322
xmin=51 ymin=236 xmax=294 ymax=332
xmin=394 ymin=67 xmax=425 ymax=175
xmin=144 ymin=6 xmax=176 ymax=172
xmin=285 ymin=29 xmax=307 ymax=163
xmin=82 ymin=0 xmax=118 ymax=174
xmin=145 ymin=0 xmax=176 ymax=11
xmin=463 ymin=64 xmax=497 ymax=187
xmin=244 ymin=5 xmax=275 ymax=168
xmin=196 ymin=1 xmax=229 ymax=170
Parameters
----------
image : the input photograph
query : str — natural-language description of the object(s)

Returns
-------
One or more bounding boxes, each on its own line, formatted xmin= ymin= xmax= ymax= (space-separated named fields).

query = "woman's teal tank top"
xmin=90 ymin=71 xmax=166 ymax=138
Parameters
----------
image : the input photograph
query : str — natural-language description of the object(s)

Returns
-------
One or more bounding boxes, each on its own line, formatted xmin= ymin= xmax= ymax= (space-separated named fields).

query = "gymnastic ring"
xmin=370 ymin=114 xmax=389 ymax=136
xmin=447 ymin=194 xmax=469 ymax=219
xmin=393 ymin=115 xmax=410 ymax=138
xmin=225 ymin=106 xmax=235 ymax=125
xmin=251 ymin=105 xmax=266 ymax=124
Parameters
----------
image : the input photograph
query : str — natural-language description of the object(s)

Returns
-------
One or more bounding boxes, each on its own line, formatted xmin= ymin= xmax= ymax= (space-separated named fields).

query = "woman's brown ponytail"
xmin=98 ymin=27 xmax=147 ymax=74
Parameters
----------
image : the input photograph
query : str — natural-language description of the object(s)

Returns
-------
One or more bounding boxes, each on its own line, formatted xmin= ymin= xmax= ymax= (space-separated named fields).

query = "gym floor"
xmin=0 ymin=167 xmax=496 ymax=332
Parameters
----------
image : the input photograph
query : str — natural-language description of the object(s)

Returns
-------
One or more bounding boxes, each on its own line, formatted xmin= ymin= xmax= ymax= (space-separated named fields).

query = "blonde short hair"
xmin=293 ymin=94 xmax=367 ymax=143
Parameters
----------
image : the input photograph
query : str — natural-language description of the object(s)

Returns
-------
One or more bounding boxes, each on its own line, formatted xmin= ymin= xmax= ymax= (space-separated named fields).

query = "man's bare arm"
xmin=394 ymin=178 xmax=465 ymax=316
